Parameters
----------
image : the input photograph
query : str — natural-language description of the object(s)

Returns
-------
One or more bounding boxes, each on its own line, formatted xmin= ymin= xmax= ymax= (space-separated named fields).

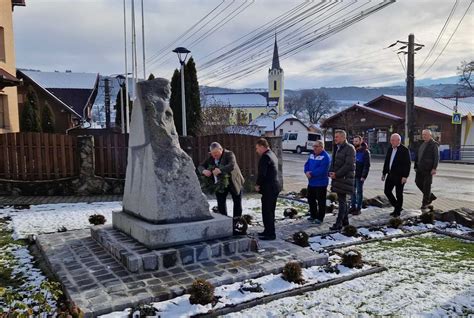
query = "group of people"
xmin=198 ymin=128 xmax=439 ymax=240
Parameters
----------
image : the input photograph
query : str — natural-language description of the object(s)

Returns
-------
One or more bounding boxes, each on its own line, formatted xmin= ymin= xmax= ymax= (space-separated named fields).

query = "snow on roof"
xmin=19 ymin=70 xmax=98 ymax=89
xmin=356 ymin=104 xmax=403 ymax=120
xmin=204 ymin=92 xmax=267 ymax=108
xmin=381 ymin=95 xmax=474 ymax=117
xmin=250 ymin=113 xmax=306 ymax=132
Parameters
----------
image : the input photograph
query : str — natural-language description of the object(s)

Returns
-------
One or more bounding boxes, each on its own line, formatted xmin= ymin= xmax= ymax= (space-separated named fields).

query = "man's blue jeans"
xmin=350 ymin=178 xmax=364 ymax=210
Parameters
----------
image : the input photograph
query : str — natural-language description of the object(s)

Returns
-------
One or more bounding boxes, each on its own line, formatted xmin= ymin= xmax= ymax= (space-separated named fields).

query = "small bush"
xmin=88 ymin=214 xmax=106 ymax=225
xmin=420 ymin=212 xmax=434 ymax=224
xmin=189 ymin=279 xmax=215 ymax=305
xmin=327 ymin=192 xmax=338 ymax=202
xmin=233 ymin=217 xmax=248 ymax=235
xmin=388 ymin=217 xmax=403 ymax=229
xmin=322 ymin=264 xmax=340 ymax=274
xmin=341 ymin=249 xmax=363 ymax=268
xmin=211 ymin=206 xmax=219 ymax=213
xmin=292 ymin=231 xmax=309 ymax=247
xmin=242 ymin=214 xmax=253 ymax=225
xmin=299 ymin=188 xmax=308 ymax=198
xmin=342 ymin=225 xmax=358 ymax=237
xmin=282 ymin=261 xmax=305 ymax=284
xmin=13 ymin=204 xmax=30 ymax=210
xmin=284 ymin=208 xmax=298 ymax=218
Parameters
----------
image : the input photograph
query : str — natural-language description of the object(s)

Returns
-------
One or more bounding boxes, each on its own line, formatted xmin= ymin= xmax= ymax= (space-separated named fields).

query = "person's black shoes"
xmin=351 ymin=209 xmax=361 ymax=215
xmin=257 ymin=231 xmax=267 ymax=237
xmin=390 ymin=208 xmax=401 ymax=217
xmin=259 ymin=235 xmax=276 ymax=240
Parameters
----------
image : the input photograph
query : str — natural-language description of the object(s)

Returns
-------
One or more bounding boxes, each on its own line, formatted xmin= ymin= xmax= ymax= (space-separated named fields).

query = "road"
xmin=282 ymin=152 xmax=474 ymax=204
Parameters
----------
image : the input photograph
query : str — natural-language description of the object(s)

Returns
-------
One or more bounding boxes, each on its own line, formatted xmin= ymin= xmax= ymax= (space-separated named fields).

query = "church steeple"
xmin=271 ymin=35 xmax=281 ymax=70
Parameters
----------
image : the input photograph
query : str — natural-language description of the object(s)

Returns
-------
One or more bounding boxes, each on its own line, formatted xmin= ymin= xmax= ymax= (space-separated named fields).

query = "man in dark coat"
xmin=350 ymin=136 xmax=371 ymax=215
xmin=255 ymin=138 xmax=281 ymax=240
xmin=329 ymin=130 xmax=356 ymax=231
xmin=198 ymin=142 xmax=245 ymax=217
xmin=414 ymin=129 xmax=439 ymax=211
xmin=382 ymin=133 xmax=411 ymax=217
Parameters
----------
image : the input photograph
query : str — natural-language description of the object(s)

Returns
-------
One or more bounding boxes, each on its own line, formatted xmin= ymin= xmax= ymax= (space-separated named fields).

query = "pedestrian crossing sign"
xmin=452 ymin=112 xmax=461 ymax=125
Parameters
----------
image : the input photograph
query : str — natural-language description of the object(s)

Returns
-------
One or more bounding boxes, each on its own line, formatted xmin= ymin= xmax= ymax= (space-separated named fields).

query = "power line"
xmin=420 ymin=0 xmax=472 ymax=76
xmin=145 ymin=0 xmax=227 ymax=64
xmin=203 ymin=0 xmax=394 ymax=86
xmin=417 ymin=0 xmax=459 ymax=72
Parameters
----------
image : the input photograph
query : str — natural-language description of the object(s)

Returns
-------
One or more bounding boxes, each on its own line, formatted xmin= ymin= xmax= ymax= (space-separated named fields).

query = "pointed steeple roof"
xmin=271 ymin=34 xmax=281 ymax=70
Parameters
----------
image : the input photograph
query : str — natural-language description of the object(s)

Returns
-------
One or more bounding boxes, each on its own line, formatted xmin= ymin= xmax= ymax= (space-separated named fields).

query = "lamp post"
xmin=172 ymin=47 xmax=191 ymax=136
xmin=115 ymin=75 xmax=126 ymax=134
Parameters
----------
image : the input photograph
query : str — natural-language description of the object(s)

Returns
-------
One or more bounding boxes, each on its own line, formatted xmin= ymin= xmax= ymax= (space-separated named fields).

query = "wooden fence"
xmin=93 ymin=134 xmax=261 ymax=180
xmin=0 ymin=132 xmax=78 ymax=180
xmin=94 ymin=134 xmax=129 ymax=179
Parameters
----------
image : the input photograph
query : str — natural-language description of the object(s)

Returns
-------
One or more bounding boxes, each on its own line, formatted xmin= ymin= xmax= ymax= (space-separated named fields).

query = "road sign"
xmin=452 ymin=112 xmax=462 ymax=125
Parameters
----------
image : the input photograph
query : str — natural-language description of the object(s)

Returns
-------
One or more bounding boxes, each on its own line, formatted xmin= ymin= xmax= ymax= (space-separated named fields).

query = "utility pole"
xmin=388 ymin=35 xmax=424 ymax=151
xmin=454 ymin=92 xmax=459 ymax=154
xmin=104 ymin=78 xmax=111 ymax=130
xmin=406 ymin=33 xmax=415 ymax=149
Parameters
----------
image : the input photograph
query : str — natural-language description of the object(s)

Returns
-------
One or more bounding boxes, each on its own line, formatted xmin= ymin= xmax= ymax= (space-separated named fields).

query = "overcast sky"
xmin=13 ymin=0 xmax=473 ymax=89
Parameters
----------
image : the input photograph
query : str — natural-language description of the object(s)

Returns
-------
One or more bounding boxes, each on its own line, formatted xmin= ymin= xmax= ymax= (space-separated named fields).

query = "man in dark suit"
xmin=255 ymin=138 xmax=281 ymax=241
xmin=198 ymin=142 xmax=245 ymax=217
xmin=414 ymin=129 xmax=439 ymax=211
xmin=382 ymin=133 xmax=411 ymax=217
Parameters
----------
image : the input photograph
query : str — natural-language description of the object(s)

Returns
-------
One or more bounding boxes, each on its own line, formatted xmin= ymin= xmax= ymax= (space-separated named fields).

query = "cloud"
xmin=13 ymin=0 xmax=473 ymax=89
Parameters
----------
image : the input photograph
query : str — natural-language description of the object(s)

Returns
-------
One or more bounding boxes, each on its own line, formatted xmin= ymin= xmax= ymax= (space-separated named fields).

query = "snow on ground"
xmin=225 ymin=233 xmax=474 ymax=317
xmin=100 ymin=256 xmax=371 ymax=318
xmin=0 ymin=202 xmax=122 ymax=239
xmin=309 ymin=232 xmax=362 ymax=250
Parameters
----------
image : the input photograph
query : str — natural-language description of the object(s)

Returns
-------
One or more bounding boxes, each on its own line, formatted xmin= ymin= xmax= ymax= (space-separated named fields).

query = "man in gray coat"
xmin=198 ymin=142 xmax=245 ymax=217
xmin=329 ymin=130 xmax=356 ymax=231
xmin=414 ymin=129 xmax=439 ymax=211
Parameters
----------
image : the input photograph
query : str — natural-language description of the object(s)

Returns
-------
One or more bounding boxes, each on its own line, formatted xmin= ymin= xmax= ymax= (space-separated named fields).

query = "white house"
xmin=250 ymin=113 xmax=309 ymax=137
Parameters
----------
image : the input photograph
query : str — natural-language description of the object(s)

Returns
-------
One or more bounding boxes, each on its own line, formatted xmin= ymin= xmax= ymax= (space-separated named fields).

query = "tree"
xmin=41 ymin=104 xmax=55 ymax=133
xmin=20 ymin=91 xmax=41 ymax=132
xmin=170 ymin=57 xmax=202 ymax=136
xmin=285 ymin=95 xmax=303 ymax=115
xmin=200 ymin=102 xmax=234 ymax=135
xmin=299 ymin=89 xmax=336 ymax=124
xmin=169 ymin=68 xmax=182 ymax=133
xmin=458 ymin=60 xmax=474 ymax=93
xmin=235 ymin=109 xmax=249 ymax=125
xmin=114 ymin=86 xmax=133 ymax=132
xmin=184 ymin=57 xmax=202 ymax=136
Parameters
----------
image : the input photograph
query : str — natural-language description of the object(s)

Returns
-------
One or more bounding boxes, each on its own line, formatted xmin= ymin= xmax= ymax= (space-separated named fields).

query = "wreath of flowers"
xmin=199 ymin=164 xmax=230 ymax=194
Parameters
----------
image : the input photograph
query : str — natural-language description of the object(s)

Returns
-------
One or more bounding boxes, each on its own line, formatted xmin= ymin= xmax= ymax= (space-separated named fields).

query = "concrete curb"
xmin=195 ymin=265 xmax=387 ymax=317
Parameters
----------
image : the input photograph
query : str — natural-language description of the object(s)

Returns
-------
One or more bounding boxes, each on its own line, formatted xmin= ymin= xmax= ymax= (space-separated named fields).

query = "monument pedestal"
xmin=113 ymin=211 xmax=233 ymax=249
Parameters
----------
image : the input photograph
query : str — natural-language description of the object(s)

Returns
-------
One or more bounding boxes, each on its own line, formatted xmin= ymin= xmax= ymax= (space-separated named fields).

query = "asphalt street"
xmin=282 ymin=152 xmax=474 ymax=204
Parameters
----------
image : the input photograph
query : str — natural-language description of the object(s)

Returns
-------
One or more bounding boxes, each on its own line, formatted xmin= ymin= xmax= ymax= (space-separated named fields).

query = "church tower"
xmin=268 ymin=35 xmax=284 ymax=115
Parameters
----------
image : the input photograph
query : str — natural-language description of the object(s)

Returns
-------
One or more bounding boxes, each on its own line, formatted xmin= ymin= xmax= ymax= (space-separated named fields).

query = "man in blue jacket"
xmin=304 ymin=140 xmax=331 ymax=225
xmin=349 ymin=136 xmax=371 ymax=215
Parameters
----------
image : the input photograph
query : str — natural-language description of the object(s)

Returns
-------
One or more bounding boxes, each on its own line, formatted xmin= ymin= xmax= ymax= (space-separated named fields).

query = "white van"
xmin=282 ymin=131 xmax=322 ymax=154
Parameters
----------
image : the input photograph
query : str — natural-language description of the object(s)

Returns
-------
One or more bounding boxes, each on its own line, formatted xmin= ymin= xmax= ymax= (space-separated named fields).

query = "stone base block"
xmin=91 ymin=225 xmax=255 ymax=273
xmin=112 ymin=211 xmax=233 ymax=249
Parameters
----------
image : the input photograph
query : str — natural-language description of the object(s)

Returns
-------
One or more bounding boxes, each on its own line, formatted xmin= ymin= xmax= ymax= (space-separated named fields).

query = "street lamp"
xmin=115 ymin=75 xmax=126 ymax=134
xmin=173 ymin=47 xmax=191 ymax=136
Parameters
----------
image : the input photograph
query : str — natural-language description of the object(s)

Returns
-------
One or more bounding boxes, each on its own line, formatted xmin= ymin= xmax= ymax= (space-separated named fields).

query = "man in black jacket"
xmin=198 ymin=142 xmax=245 ymax=217
xmin=414 ymin=129 xmax=439 ymax=211
xmin=255 ymin=138 xmax=281 ymax=240
xmin=329 ymin=130 xmax=356 ymax=231
xmin=382 ymin=133 xmax=411 ymax=217
xmin=350 ymin=136 xmax=371 ymax=215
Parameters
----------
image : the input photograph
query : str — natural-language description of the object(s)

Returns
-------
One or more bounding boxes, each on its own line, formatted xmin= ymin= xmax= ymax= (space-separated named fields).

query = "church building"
xmin=203 ymin=36 xmax=285 ymax=123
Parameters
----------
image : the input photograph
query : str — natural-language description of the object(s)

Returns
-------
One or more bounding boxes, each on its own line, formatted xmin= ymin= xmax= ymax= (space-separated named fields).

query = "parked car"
xmin=282 ymin=131 xmax=322 ymax=153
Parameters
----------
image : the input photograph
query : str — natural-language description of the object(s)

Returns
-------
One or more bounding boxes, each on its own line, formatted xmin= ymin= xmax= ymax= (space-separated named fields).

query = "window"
xmin=279 ymin=128 xmax=283 ymax=136
xmin=282 ymin=133 xmax=289 ymax=141
xmin=248 ymin=113 xmax=252 ymax=122
xmin=0 ymin=95 xmax=6 ymax=128
xmin=308 ymin=133 xmax=321 ymax=141
xmin=273 ymin=80 xmax=277 ymax=91
xmin=289 ymin=133 xmax=298 ymax=141
xmin=0 ymin=27 xmax=5 ymax=61
xmin=290 ymin=121 xmax=293 ymax=125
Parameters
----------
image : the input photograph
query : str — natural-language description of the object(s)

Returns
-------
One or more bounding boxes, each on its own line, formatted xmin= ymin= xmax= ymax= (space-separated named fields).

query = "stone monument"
xmin=113 ymin=78 xmax=232 ymax=248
